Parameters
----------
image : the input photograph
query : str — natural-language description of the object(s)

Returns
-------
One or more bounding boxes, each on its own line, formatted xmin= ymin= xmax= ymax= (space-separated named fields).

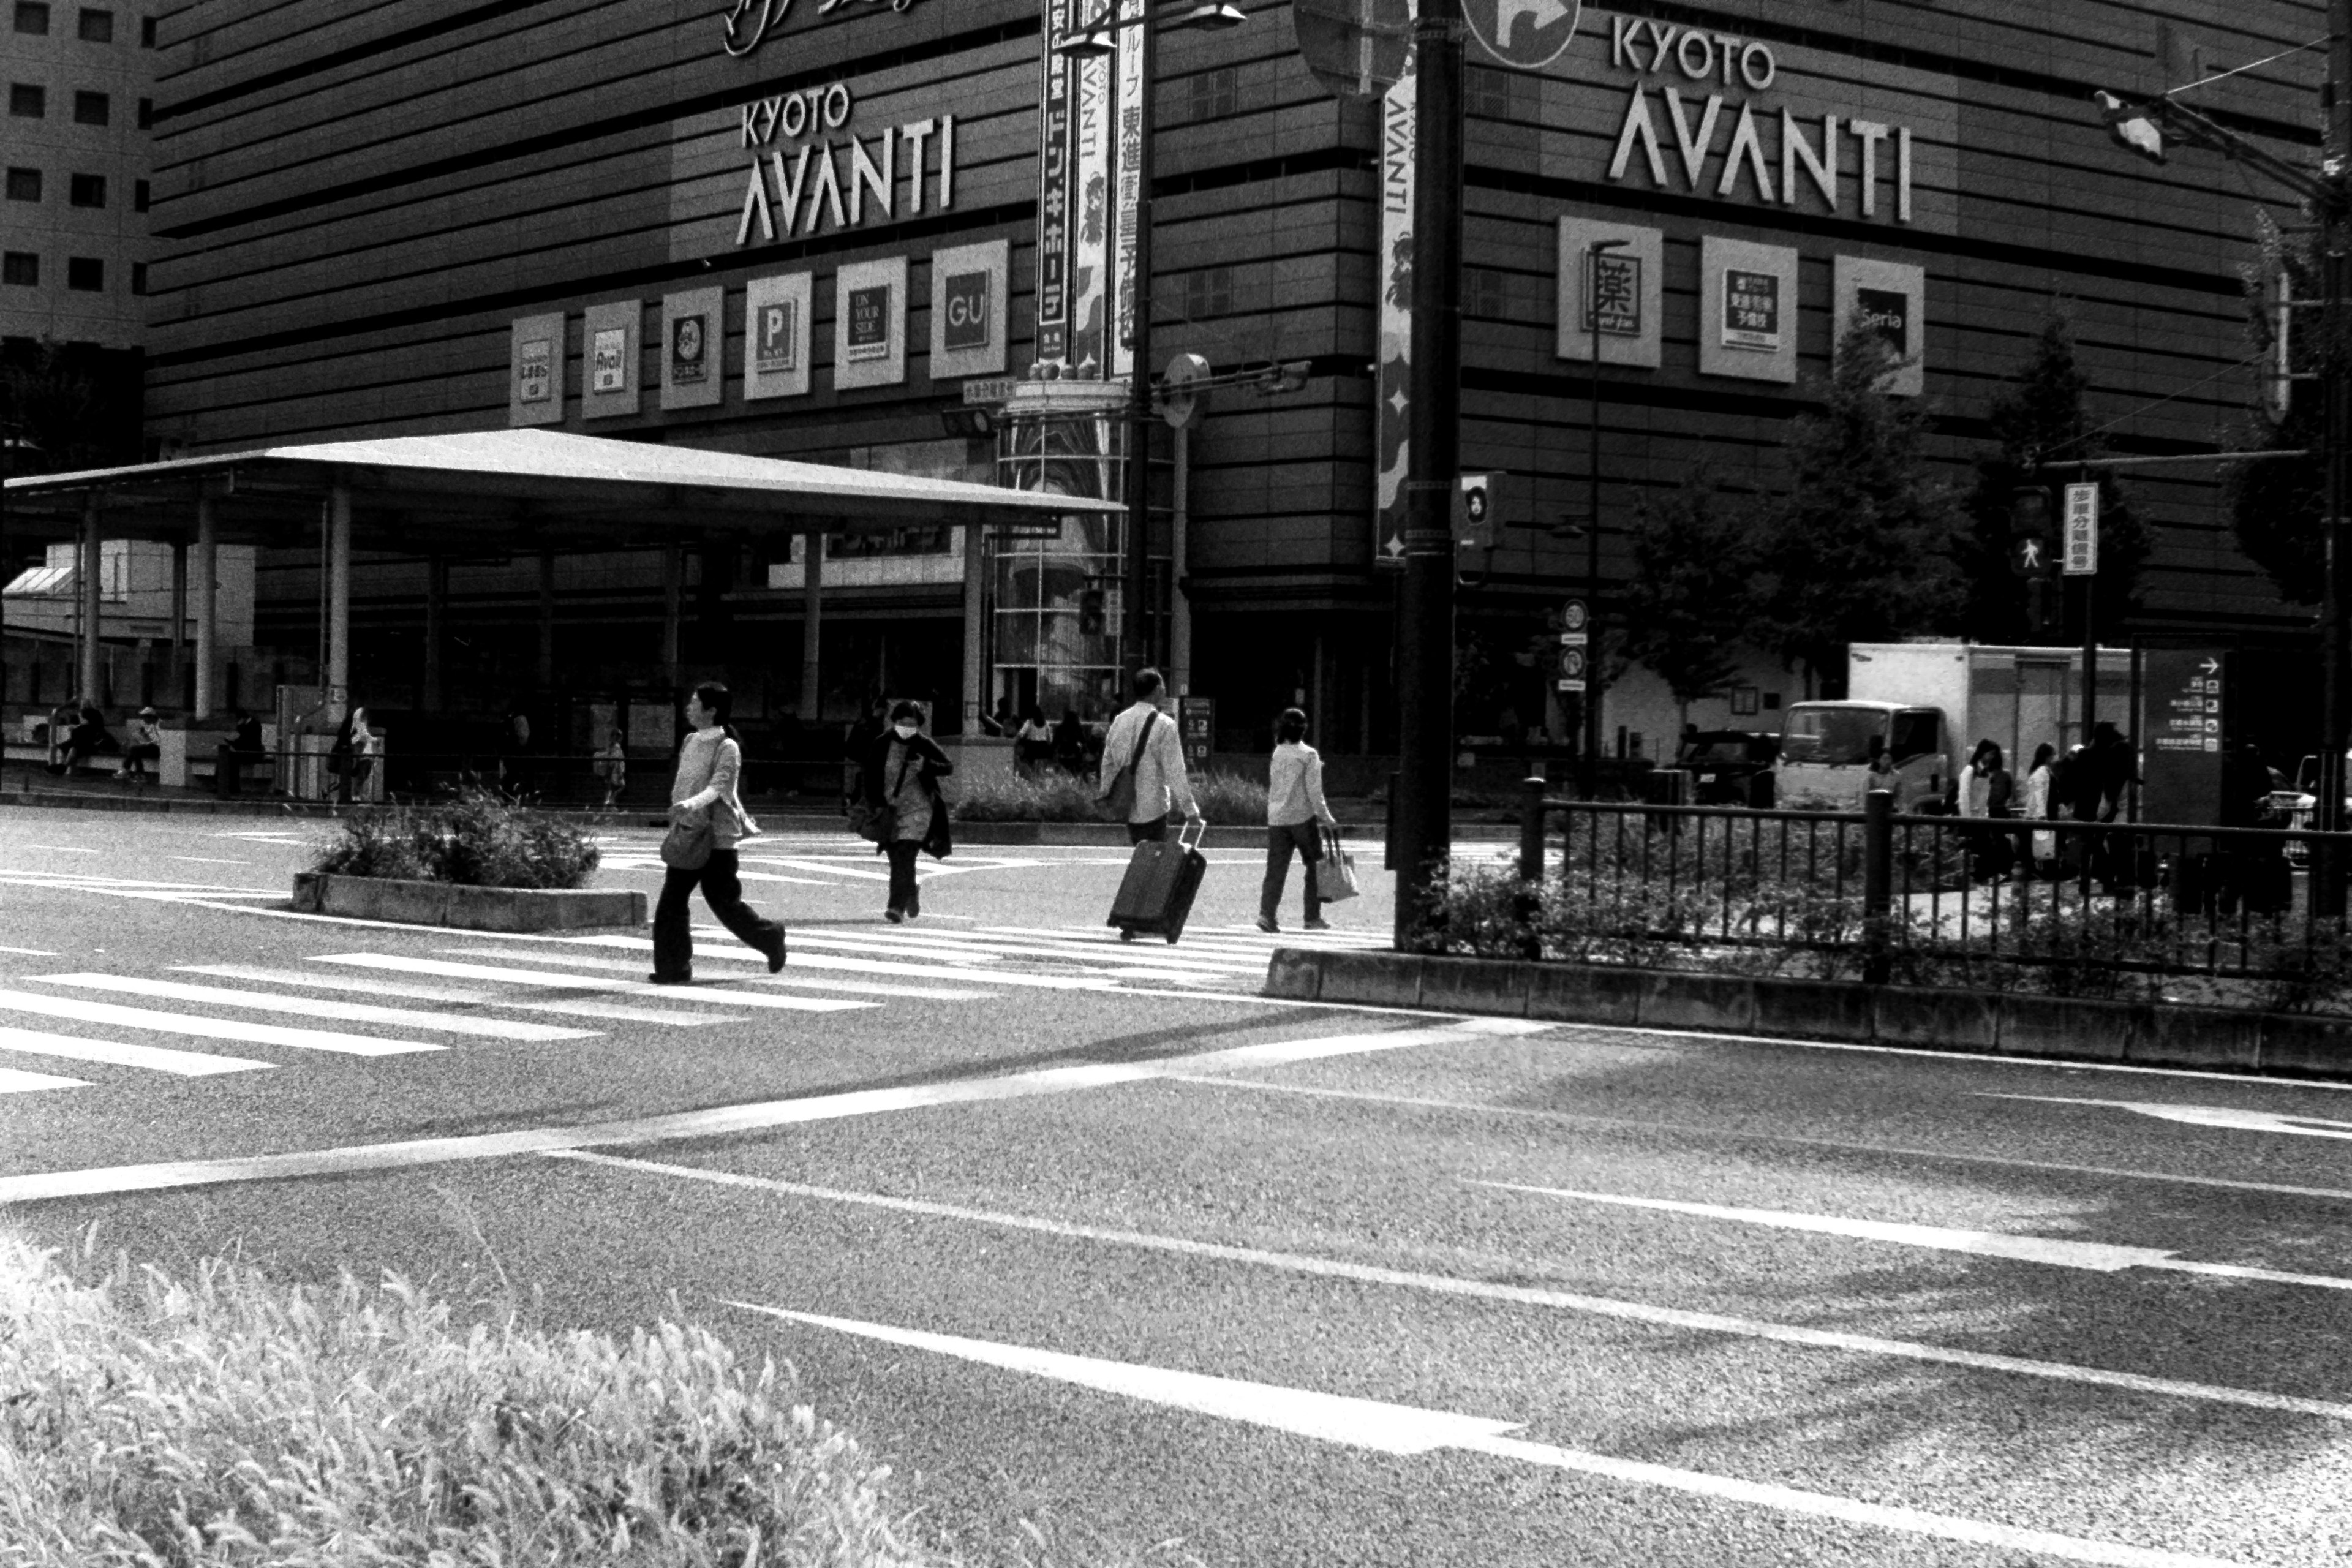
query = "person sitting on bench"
xmin=116 ymin=707 xmax=162 ymax=782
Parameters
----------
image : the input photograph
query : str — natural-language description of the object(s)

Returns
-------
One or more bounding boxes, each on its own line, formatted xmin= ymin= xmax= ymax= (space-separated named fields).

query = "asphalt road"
xmin=2 ymin=805 xmax=2350 ymax=1566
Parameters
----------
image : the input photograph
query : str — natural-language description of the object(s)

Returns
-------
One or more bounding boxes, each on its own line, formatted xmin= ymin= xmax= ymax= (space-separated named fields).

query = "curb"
xmin=290 ymin=872 xmax=647 ymax=933
xmin=1265 ymin=949 xmax=2339 ymax=1082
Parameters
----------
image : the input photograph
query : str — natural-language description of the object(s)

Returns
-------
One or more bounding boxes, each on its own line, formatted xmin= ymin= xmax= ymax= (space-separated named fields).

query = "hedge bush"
xmin=311 ymin=788 xmax=601 ymax=889
xmin=948 ymin=769 xmax=1268 ymax=826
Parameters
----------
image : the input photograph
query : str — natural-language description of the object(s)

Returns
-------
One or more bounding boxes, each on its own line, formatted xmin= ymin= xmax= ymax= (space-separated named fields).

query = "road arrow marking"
xmin=1989 ymin=1094 xmax=2352 ymax=1141
xmin=1485 ymin=1182 xmax=2352 ymax=1294
xmin=736 ymin=1306 xmax=2251 ymax=1568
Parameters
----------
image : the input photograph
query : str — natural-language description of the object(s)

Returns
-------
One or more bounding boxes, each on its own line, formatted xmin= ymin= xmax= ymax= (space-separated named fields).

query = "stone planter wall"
xmin=1264 ymin=948 xmax=2348 ymax=1081
xmin=291 ymin=872 xmax=645 ymax=933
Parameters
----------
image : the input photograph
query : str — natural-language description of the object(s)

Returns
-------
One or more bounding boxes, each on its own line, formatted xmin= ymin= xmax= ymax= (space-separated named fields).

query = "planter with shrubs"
xmin=293 ymin=788 xmax=643 ymax=932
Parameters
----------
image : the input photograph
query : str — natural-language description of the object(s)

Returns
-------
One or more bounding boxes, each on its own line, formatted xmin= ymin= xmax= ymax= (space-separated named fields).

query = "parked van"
xmin=1774 ymin=701 xmax=1948 ymax=812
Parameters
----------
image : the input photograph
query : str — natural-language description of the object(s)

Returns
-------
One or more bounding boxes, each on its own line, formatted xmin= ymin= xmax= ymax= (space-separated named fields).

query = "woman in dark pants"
xmin=862 ymin=699 xmax=954 ymax=922
xmin=1259 ymin=706 xmax=1339 ymax=933
xmin=651 ymin=681 xmax=786 ymax=983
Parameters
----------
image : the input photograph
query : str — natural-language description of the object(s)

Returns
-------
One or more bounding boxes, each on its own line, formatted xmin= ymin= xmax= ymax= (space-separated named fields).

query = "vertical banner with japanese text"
xmin=1034 ymin=0 xmax=1137 ymax=380
xmin=1110 ymin=0 xmax=1145 ymax=379
xmin=1373 ymin=69 xmax=1415 ymax=568
xmin=1036 ymin=0 xmax=1073 ymax=367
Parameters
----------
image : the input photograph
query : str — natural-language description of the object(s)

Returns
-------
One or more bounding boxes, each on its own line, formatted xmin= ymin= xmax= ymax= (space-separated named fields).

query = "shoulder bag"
xmin=660 ymin=812 xmax=714 ymax=870
xmin=1099 ymin=710 xmax=1159 ymax=821
xmin=1318 ymin=825 xmax=1362 ymax=903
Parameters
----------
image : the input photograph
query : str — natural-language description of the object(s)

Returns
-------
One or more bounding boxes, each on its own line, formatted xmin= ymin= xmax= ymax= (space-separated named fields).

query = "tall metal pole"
xmin=1581 ymin=238 xmax=1627 ymax=799
xmin=1121 ymin=5 xmax=1158 ymax=683
xmin=2318 ymin=0 xmax=2352 ymax=913
xmin=1392 ymin=0 xmax=1462 ymax=948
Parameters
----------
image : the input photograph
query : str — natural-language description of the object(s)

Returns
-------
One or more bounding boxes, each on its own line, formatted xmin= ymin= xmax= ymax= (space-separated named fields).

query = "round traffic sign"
xmin=1561 ymin=598 xmax=1588 ymax=632
xmin=1559 ymin=647 xmax=1587 ymax=680
xmin=1460 ymin=0 xmax=1580 ymax=70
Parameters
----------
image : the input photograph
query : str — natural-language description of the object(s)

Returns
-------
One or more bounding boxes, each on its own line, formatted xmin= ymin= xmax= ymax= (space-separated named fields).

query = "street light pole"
xmin=1581 ymin=237 xmax=1628 ymax=801
xmin=1392 ymin=0 xmax=1463 ymax=948
xmin=1122 ymin=0 xmax=1157 ymax=683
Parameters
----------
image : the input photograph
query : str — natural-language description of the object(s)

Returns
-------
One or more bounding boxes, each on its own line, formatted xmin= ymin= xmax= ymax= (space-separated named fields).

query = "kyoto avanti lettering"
xmin=734 ymin=83 xmax=956 ymax=246
xmin=1605 ymin=15 xmax=1912 ymax=222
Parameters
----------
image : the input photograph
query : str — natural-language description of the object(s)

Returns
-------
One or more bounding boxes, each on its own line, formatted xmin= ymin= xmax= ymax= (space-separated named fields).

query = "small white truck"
xmin=1773 ymin=641 xmax=2135 ymax=812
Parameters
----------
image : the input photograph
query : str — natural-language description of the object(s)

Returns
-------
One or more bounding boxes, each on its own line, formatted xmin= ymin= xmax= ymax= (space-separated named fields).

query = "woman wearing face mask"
xmin=652 ymin=681 xmax=786 ymax=983
xmin=861 ymin=699 xmax=955 ymax=922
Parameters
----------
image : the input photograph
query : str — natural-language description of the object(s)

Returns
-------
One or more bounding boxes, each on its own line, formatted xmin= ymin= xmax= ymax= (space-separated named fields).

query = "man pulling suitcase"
xmin=1098 ymin=668 xmax=1208 ymax=942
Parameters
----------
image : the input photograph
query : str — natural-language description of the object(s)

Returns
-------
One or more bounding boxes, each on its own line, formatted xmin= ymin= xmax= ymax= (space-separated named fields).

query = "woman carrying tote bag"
xmin=862 ymin=699 xmax=955 ymax=922
xmin=652 ymin=681 xmax=787 ymax=984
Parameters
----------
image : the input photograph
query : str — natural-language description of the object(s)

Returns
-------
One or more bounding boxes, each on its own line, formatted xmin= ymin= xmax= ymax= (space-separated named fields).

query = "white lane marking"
xmin=557 ymin=1153 xmax=2352 ymax=1422
xmin=34 ymin=974 xmax=598 ymax=1043
xmin=0 ymin=1065 xmax=86 ymax=1093
xmin=0 ymin=1022 xmax=271 ymax=1077
xmin=746 ymin=927 xmax=1246 ymax=982
xmin=753 ymin=857 xmax=895 ymax=883
xmin=562 ymin=933 xmax=1123 ymax=992
xmin=737 ymin=1307 xmax=2251 ymax=1568
xmin=1488 ymin=1184 xmax=2352 ymax=1296
xmin=167 ymin=856 xmax=251 ymax=865
xmin=1989 ymin=1095 xmax=2352 ymax=1140
xmin=0 ymin=946 xmax=58 ymax=957
xmin=757 ymin=929 xmax=1008 ymax=962
xmin=175 ymin=966 xmax=731 ymax=1027
xmin=438 ymin=949 xmax=996 ymax=1001
xmin=309 ymin=954 xmax=873 ymax=1014
xmin=19 ymin=845 xmax=98 ymax=853
xmin=1169 ymin=1075 xmax=2352 ymax=1206
xmin=0 ymin=1020 xmax=1522 ymax=1205
xmin=0 ymin=987 xmax=439 ymax=1058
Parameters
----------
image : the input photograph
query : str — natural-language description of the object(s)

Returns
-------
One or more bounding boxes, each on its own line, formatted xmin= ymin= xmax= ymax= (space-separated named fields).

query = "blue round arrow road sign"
xmin=1461 ymin=0 xmax=1580 ymax=70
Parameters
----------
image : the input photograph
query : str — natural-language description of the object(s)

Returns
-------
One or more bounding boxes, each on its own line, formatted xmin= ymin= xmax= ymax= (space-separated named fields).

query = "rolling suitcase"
xmin=1109 ymin=818 xmax=1207 ymax=943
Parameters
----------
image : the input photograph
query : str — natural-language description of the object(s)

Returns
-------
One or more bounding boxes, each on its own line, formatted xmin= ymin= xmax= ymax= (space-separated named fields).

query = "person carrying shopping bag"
xmin=862 ymin=699 xmax=954 ymax=922
xmin=1259 ymin=706 xmax=1339 ymax=933
xmin=1096 ymin=667 xmax=1200 ymax=843
xmin=651 ymin=682 xmax=786 ymax=984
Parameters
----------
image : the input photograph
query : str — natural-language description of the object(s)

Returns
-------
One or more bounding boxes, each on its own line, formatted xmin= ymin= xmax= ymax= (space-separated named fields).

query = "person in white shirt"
xmin=1096 ymin=667 xmax=1200 ymax=843
xmin=1260 ymin=706 xmax=1340 ymax=933
xmin=652 ymin=681 xmax=786 ymax=983
xmin=116 ymin=706 xmax=162 ymax=783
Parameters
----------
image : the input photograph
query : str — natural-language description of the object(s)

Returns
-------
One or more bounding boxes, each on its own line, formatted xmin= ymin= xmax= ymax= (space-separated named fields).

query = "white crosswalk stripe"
xmin=308 ymin=954 xmax=876 ymax=1012
xmin=562 ymin=933 xmax=1120 ymax=991
xmin=0 ymin=1065 xmax=89 ymax=1094
xmin=0 ymin=987 xmax=440 ymax=1058
xmin=175 ymin=965 xmax=733 ymax=1027
xmin=439 ymin=948 xmax=998 ymax=1001
xmin=34 ymin=974 xmax=598 ymax=1042
xmin=0 ymin=1022 xmax=271 ymax=1076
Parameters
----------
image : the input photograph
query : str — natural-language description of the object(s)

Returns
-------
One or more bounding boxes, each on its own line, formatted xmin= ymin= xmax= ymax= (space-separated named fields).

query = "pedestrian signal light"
xmin=2008 ymin=485 xmax=2054 ymax=536
xmin=2008 ymin=485 xmax=2057 ymax=579
xmin=1077 ymin=587 xmax=1106 ymax=636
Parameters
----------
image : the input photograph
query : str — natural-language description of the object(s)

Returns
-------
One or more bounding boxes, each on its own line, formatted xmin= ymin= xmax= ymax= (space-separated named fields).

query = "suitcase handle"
xmin=1180 ymin=816 xmax=1207 ymax=851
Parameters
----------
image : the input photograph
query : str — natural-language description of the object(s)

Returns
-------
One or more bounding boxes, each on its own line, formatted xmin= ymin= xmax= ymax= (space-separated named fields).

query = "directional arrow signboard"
xmin=1461 ymin=0 xmax=1580 ymax=70
xmin=2139 ymin=649 xmax=2226 ymax=826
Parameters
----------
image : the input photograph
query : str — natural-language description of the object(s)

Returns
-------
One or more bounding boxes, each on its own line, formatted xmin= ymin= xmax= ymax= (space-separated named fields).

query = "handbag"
xmin=660 ymin=815 xmax=714 ymax=870
xmin=1318 ymin=824 xmax=1361 ymax=903
xmin=1099 ymin=710 xmax=1159 ymax=821
xmin=846 ymin=799 xmax=892 ymax=843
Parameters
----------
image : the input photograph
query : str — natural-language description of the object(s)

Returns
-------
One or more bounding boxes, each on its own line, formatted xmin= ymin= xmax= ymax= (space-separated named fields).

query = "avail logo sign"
xmin=723 ymin=0 xmax=919 ymax=57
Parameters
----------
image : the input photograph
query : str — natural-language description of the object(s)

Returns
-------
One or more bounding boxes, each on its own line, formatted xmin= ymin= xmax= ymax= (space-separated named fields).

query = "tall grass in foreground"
xmin=0 ymin=1238 xmax=1191 ymax=1567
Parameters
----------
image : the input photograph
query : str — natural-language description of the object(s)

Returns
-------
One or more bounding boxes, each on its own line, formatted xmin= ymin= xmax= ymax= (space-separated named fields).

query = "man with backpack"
xmin=1096 ymin=667 xmax=1201 ymax=843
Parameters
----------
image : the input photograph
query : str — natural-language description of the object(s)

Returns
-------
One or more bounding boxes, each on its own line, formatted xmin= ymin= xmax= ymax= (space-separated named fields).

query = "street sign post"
xmin=2139 ymin=650 xmax=2226 ymax=824
xmin=1562 ymin=597 xmax=1588 ymax=633
xmin=2062 ymin=482 xmax=2100 ymax=575
xmin=1291 ymin=0 xmax=1410 ymax=99
xmin=1459 ymin=0 xmax=1580 ymax=69
xmin=1556 ymin=646 xmax=1587 ymax=693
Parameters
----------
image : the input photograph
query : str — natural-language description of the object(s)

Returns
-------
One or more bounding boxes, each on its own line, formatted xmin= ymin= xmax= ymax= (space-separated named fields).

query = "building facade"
xmin=129 ymin=1 xmax=2318 ymax=761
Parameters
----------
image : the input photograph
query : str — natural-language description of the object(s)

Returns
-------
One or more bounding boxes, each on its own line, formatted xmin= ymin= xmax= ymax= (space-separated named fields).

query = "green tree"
xmin=1958 ymin=312 xmax=2152 ymax=643
xmin=2227 ymin=210 xmax=2324 ymax=603
xmin=1749 ymin=324 xmax=1964 ymax=691
xmin=0 ymin=337 xmax=141 ymax=478
xmin=1621 ymin=465 xmax=1756 ymax=728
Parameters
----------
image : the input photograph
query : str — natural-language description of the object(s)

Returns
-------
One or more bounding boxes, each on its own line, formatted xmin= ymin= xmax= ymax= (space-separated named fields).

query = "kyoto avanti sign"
xmin=1604 ymin=16 xmax=1917 ymax=223
xmin=733 ymin=83 xmax=957 ymax=246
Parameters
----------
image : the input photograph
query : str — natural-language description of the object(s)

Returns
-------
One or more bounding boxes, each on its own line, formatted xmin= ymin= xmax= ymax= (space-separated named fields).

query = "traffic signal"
xmin=1077 ymin=587 xmax=1106 ymax=636
xmin=2008 ymin=485 xmax=2057 ymax=579
xmin=1455 ymin=472 xmax=1497 ymax=551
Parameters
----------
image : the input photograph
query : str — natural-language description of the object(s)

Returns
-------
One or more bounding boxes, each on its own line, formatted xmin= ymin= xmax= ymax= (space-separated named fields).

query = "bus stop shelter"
xmin=1 ymin=427 xmax=1112 ymax=729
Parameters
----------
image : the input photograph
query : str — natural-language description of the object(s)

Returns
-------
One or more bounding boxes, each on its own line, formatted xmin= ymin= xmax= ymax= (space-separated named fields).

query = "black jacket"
xmin=863 ymin=731 xmax=956 ymax=859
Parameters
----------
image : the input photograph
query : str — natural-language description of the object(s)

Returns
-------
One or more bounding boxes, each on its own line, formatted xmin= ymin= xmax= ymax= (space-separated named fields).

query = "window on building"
xmin=132 ymin=176 xmax=146 ymax=211
xmin=72 ymin=89 xmax=107 ymax=124
xmin=65 ymin=255 xmax=100 ymax=290
xmin=1187 ymin=66 xmax=1237 ymax=122
xmin=1183 ymin=265 xmax=1233 ymax=320
xmin=2 ymin=252 xmax=38 ymax=287
xmin=1466 ymin=66 xmax=1512 ymax=119
xmin=6 ymin=167 xmax=40 ymax=202
xmin=136 ymin=94 xmax=149 ymax=128
xmin=10 ymin=83 xmax=46 ymax=118
xmin=75 ymin=6 xmax=109 ymax=41
xmin=138 ymin=13 xmax=151 ymax=45
xmin=1465 ymin=266 xmax=1507 ymax=319
xmin=68 ymin=172 xmax=102 ymax=206
xmin=13 ymin=2 xmax=48 ymax=33
xmin=129 ymin=260 xmax=145 ymax=294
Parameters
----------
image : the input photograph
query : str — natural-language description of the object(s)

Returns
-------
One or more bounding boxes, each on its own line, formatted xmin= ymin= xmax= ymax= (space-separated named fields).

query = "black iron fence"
xmin=1496 ymin=782 xmax=2352 ymax=1003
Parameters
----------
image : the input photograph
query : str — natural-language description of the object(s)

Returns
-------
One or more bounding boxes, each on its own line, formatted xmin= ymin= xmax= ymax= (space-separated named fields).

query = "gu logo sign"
xmin=941 ymin=270 xmax=991 ymax=350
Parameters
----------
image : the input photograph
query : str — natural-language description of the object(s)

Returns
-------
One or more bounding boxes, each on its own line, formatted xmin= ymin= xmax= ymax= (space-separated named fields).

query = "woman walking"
xmin=1259 ymin=707 xmax=1340 ymax=934
xmin=652 ymin=682 xmax=786 ymax=984
xmin=328 ymin=706 xmax=376 ymax=804
xmin=2022 ymin=742 xmax=2057 ymax=877
xmin=1958 ymin=739 xmax=2015 ymax=883
xmin=862 ymin=699 xmax=954 ymax=922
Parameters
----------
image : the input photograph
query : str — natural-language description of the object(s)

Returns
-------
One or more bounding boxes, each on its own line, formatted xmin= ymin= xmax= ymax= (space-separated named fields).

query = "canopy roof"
xmin=1 ymin=428 xmax=1110 ymax=552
